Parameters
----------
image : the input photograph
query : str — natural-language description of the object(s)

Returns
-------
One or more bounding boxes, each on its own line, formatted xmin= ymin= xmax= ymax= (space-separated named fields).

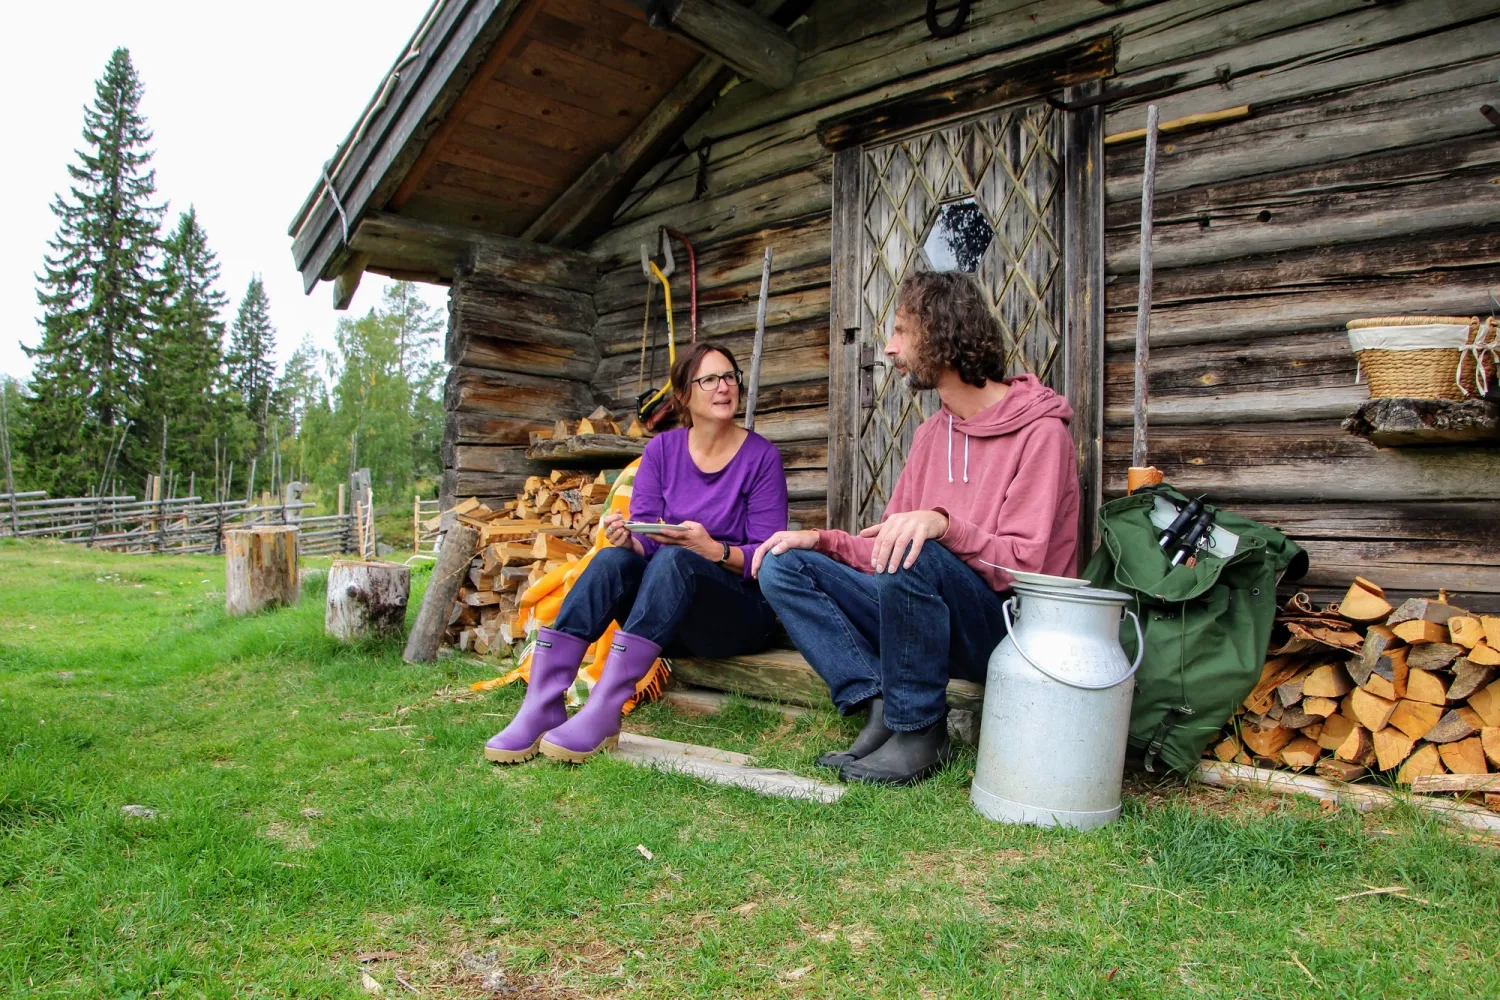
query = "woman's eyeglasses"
xmin=690 ymin=370 xmax=744 ymax=391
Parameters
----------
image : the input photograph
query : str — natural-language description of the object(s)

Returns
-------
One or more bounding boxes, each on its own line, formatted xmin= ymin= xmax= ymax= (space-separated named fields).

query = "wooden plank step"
xmin=669 ymin=647 xmax=986 ymax=713
xmin=613 ymin=733 xmax=845 ymax=803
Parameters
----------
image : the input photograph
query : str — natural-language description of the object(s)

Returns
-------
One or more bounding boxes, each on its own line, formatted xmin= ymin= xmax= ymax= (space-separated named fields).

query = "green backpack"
xmin=1084 ymin=486 xmax=1308 ymax=774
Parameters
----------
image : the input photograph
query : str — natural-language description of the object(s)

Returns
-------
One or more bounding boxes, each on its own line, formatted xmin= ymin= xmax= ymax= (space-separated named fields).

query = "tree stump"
xmin=402 ymin=522 xmax=480 ymax=663
xmin=325 ymin=560 xmax=411 ymax=641
xmin=224 ymin=526 xmax=299 ymax=615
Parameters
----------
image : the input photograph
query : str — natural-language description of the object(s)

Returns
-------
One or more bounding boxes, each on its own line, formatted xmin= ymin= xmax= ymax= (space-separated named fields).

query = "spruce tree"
xmin=135 ymin=207 xmax=229 ymax=483
xmin=225 ymin=275 xmax=278 ymax=459
xmin=24 ymin=47 xmax=163 ymax=494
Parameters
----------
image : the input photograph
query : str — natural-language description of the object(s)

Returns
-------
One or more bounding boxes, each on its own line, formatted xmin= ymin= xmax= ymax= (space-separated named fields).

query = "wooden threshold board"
xmin=669 ymin=648 xmax=985 ymax=713
xmin=614 ymin=733 xmax=845 ymax=803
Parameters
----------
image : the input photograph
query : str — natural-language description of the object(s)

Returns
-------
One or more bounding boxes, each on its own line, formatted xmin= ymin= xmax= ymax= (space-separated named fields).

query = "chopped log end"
xmin=1404 ymin=668 xmax=1450 ymax=707
xmin=1471 ymin=681 xmax=1500 ymax=727
xmin=1484 ymin=727 xmax=1500 ymax=769
xmin=1425 ymin=707 xmax=1485 ymax=744
xmin=1467 ymin=642 xmax=1500 ymax=667
xmin=1388 ymin=699 xmax=1445 ymax=742
xmin=1372 ymin=727 xmax=1416 ymax=772
xmin=1302 ymin=663 xmax=1354 ymax=699
xmin=1387 ymin=597 xmax=1464 ymax=628
xmin=1339 ymin=580 xmax=1393 ymax=623
xmin=1448 ymin=659 xmax=1496 ymax=702
xmin=1448 ymin=616 xmax=1485 ymax=649
xmin=1335 ymin=724 xmax=1374 ymax=766
xmin=1396 ymin=744 xmax=1446 ymax=785
xmin=1437 ymin=737 xmax=1489 ymax=776
xmin=1315 ymin=758 xmax=1369 ymax=783
xmin=1241 ymin=723 xmax=1295 ymax=758
xmin=1350 ymin=687 xmax=1397 ymax=733
xmin=1316 ymin=713 xmax=1356 ymax=751
xmin=1392 ymin=619 xmax=1447 ymax=646
xmin=1280 ymin=737 xmax=1322 ymax=770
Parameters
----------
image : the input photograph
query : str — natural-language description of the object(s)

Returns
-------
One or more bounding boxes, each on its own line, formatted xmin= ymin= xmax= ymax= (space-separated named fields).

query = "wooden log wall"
xmin=441 ymin=247 xmax=600 ymax=507
xmin=568 ymin=0 xmax=1500 ymax=604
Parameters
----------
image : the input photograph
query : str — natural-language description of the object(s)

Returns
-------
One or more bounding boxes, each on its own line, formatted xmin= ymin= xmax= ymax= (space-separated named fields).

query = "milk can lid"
xmin=1011 ymin=580 xmax=1133 ymax=606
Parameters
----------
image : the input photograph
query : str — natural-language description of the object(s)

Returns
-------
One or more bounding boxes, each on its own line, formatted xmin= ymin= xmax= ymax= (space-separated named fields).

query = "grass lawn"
xmin=2 ymin=539 xmax=1498 ymax=999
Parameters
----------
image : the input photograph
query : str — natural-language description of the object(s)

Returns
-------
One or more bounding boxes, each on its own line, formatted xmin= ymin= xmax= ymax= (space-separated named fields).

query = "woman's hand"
xmin=751 ymin=529 xmax=820 ymax=578
xmin=602 ymin=511 xmax=645 ymax=557
xmin=655 ymin=520 xmax=721 ymax=562
xmin=859 ymin=510 xmax=949 ymax=573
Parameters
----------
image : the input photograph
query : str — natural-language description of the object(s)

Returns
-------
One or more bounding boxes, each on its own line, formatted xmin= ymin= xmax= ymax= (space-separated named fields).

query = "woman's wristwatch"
xmin=717 ymin=541 xmax=732 ymax=566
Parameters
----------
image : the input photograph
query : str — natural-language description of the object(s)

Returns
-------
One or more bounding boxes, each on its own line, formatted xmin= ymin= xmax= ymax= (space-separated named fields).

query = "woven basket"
xmin=1346 ymin=315 xmax=1496 ymax=400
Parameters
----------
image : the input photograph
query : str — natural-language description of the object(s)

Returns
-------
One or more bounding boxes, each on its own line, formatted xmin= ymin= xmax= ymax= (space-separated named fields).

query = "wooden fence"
xmin=0 ymin=490 xmax=358 ymax=556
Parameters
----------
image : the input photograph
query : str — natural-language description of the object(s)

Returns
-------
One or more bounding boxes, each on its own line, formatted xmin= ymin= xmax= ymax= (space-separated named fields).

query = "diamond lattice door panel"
xmin=853 ymin=105 xmax=1065 ymax=526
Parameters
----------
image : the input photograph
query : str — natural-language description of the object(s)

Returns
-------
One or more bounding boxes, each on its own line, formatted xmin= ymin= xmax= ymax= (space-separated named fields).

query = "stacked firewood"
xmin=1210 ymin=577 xmax=1500 ymax=809
xmin=435 ymin=469 xmax=614 ymax=654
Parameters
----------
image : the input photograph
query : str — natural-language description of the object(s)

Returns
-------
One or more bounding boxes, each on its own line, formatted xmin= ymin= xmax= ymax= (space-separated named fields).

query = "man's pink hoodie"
xmin=816 ymin=374 xmax=1079 ymax=591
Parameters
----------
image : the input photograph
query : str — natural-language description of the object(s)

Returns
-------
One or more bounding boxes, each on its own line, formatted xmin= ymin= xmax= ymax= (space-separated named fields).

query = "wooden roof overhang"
xmin=288 ymin=0 xmax=801 ymax=308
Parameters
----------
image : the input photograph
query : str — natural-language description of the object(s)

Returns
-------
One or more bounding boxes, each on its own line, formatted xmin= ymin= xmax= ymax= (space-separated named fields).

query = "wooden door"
xmin=827 ymin=87 xmax=1103 ymax=559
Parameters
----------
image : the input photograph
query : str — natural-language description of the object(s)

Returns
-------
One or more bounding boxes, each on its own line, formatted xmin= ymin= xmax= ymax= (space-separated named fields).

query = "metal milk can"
xmin=970 ymin=581 xmax=1142 ymax=830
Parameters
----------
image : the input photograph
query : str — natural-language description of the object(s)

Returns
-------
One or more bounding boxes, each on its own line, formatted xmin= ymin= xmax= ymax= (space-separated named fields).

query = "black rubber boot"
xmin=838 ymin=718 xmax=951 ymax=786
xmin=815 ymin=697 xmax=893 ymax=770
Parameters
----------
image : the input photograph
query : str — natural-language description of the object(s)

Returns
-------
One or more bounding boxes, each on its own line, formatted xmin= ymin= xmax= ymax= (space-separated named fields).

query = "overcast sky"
xmin=1 ymin=1 xmax=448 ymax=382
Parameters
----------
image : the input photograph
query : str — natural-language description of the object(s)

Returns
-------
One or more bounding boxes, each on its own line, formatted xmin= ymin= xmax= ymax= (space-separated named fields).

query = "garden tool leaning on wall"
xmin=636 ymin=230 xmax=678 ymax=430
xmin=469 ymin=460 xmax=671 ymax=713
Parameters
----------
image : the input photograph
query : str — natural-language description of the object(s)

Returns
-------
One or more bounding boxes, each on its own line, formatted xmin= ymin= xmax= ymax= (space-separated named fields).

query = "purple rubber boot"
xmin=483 ymin=627 xmax=589 ymax=763
xmin=538 ymin=630 xmax=662 ymax=763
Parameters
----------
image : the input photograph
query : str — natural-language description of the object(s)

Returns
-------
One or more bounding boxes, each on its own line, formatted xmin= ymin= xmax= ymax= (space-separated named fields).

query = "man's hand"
xmin=858 ymin=510 xmax=949 ymax=574
xmin=602 ymin=511 xmax=645 ymax=557
xmin=656 ymin=520 xmax=719 ymax=561
xmin=751 ymin=529 xmax=820 ymax=578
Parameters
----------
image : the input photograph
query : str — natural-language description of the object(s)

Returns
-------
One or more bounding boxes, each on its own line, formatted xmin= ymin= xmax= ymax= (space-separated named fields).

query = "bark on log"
xmin=403 ymin=523 xmax=480 ymax=663
xmin=224 ymin=526 xmax=300 ymax=616
xmin=325 ymin=560 xmax=412 ymax=641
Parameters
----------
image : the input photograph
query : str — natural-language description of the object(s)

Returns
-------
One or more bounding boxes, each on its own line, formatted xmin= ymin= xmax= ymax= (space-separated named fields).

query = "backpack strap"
xmin=1143 ymin=704 xmax=1196 ymax=774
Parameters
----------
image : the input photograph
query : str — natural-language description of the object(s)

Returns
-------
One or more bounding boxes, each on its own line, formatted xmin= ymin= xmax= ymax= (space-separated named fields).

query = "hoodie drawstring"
xmin=946 ymin=413 xmax=971 ymax=484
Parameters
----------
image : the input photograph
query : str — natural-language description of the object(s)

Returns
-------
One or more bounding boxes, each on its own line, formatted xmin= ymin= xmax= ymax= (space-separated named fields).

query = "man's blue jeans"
xmin=758 ymin=543 xmax=1008 ymax=731
xmin=553 ymin=545 xmax=778 ymax=656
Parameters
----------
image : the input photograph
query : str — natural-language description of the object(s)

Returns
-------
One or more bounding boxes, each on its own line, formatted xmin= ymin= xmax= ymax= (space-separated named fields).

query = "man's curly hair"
xmin=896 ymin=270 xmax=1006 ymax=388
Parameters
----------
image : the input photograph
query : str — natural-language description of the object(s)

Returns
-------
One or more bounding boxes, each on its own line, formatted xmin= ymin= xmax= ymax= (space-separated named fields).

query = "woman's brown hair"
xmin=669 ymin=341 xmax=742 ymax=427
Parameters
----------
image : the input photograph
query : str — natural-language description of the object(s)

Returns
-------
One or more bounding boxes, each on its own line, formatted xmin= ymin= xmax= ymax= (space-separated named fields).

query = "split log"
xmin=1405 ymin=668 xmax=1450 ymax=707
xmin=1280 ymin=737 xmax=1322 ymax=770
xmin=1467 ymin=642 xmax=1500 ymax=666
xmin=1392 ymin=620 xmax=1448 ymax=645
xmin=1483 ymin=616 xmax=1500 ymax=649
xmin=1448 ymin=616 xmax=1485 ymax=649
xmin=1472 ymin=681 xmax=1500 ymax=727
xmin=1242 ymin=723 xmax=1296 ymax=758
xmin=1316 ymin=759 xmax=1368 ymax=782
xmin=1338 ymin=577 xmax=1392 ymax=623
xmin=1437 ymin=737 xmax=1488 ymax=775
xmin=1335 ymin=725 xmax=1374 ymax=766
xmin=1341 ymin=397 xmax=1500 ymax=447
xmin=1356 ymin=626 xmax=1401 ymax=681
xmin=1316 ymin=713 xmax=1356 ymax=751
xmin=1448 ymin=659 xmax=1496 ymax=702
xmin=1387 ymin=597 xmax=1464 ymax=628
xmin=1388 ymin=700 xmax=1444 ymax=741
xmin=1362 ymin=648 xmax=1407 ymax=701
xmin=1213 ymin=735 xmax=1251 ymax=765
xmin=404 ymin=522 xmax=481 ymax=664
xmin=1483 ymin=727 xmax=1500 ymax=768
xmin=224 ymin=526 xmax=300 ymax=616
xmin=325 ymin=561 xmax=411 ymax=641
xmin=1372 ymin=728 xmax=1416 ymax=772
xmin=1350 ymin=688 xmax=1397 ymax=732
xmin=1425 ymin=707 xmax=1485 ymax=744
xmin=1303 ymin=696 xmax=1339 ymax=718
xmin=1396 ymin=744 xmax=1446 ymax=784
xmin=1301 ymin=663 xmax=1353 ymax=698
xmin=1406 ymin=643 xmax=1462 ymax=672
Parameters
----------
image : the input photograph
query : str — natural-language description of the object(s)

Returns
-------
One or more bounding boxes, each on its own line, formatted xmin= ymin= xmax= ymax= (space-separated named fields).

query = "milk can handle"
xmin=1001 ymin=598 xmax=1144 ymax=691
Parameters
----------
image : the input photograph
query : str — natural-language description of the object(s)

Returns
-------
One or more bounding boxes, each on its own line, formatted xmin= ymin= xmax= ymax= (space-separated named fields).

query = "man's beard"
xmin=897 ymin=354 xmax=938 ymax=392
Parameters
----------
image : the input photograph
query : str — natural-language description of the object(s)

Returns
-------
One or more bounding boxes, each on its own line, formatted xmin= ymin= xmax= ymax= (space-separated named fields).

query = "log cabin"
xmin=289 ymin=0 xmax=1500 ymax=678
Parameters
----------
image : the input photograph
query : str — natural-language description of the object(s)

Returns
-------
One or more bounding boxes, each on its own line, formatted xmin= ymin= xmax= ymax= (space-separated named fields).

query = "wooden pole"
xmin=413 ymin=495 xmax=420 ymax=553
xmin=1128 ymin=104 xmax=1163 ymax=494
xmin=743 ymin=246 xmax=773 ymax=431
xmin=403 ymin=521 xmax=480 ymax=663
xmin=0 ymin=380 xmax=18 ymax=538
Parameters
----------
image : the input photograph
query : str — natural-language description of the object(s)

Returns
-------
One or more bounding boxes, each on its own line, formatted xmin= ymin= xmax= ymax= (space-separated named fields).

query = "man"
xmin=753 ymin=270 xmax=1080 ymax=785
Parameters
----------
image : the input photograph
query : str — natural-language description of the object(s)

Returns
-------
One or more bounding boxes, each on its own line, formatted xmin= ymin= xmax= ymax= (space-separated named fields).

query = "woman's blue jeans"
xmin=758 ymin=544 xmax=1008 ymax=731
xmin=552 ymin=545 xmax=778 ymax=657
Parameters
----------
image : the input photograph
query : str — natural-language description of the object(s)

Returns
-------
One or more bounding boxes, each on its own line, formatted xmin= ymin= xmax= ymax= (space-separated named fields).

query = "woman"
xmin=484 ymin=341 xmax=789 ymax=764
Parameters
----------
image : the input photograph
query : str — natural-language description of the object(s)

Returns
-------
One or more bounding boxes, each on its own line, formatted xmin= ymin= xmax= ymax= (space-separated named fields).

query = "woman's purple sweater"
xmin=629 ymin=427 xmax=789 ymax=580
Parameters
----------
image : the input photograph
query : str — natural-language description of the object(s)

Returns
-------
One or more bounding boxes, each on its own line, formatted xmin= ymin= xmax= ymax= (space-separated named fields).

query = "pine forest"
xmin=3 ymin=48 xmax=443 ymax=509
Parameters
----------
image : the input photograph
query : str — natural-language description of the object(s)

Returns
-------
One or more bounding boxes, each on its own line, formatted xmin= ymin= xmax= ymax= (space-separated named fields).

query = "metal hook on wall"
xmin=925 ymin=0 xmax=970 ymax=39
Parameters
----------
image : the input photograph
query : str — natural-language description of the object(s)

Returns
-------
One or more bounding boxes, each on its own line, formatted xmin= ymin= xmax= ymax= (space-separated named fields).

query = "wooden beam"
xmin=646 ymin=0 xmax=796 ymax=89
xmin=520 ymin=56 xmax=729 ymax=244
xmin=816 ymin=35 xmax=1116 ymax=152
xmin=332 ymin=252 xmax=372 ymax=311
xmin=349 ymin=211 xmax=598 ymax=289
xmin=389 ymin=0 xmax=550 ymax=213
